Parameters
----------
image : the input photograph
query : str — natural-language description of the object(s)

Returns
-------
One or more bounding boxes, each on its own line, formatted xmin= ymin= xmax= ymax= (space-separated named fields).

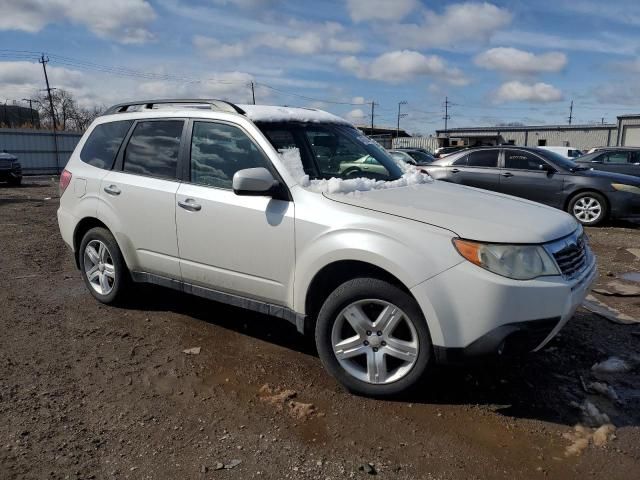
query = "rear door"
xmin=175 ymin=120 xmax=294 ymax=305
xmin=446 ymin=149 xmax=501 ymax=191
xmin=498 ymin=149 xmax=565 ymax=207
xmin=98 ymin=119 xmax=185 ymax=278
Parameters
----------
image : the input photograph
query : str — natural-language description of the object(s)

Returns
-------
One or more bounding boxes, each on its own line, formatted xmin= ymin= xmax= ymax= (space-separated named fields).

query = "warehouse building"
xmin=435 ymin=113 xmax=640 ymax=151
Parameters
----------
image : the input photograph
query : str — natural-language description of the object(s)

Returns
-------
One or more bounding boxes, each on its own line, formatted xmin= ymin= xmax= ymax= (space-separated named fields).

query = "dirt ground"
xmin=1 ymin=177 xmax=639 ymax=480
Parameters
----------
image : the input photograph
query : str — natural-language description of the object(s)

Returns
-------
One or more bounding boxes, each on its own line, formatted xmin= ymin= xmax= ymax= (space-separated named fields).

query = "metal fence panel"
xmin=0 ymin=128 xmax=82 ymax=174
xmin=392 ymin=136 xmax=438 ymax=152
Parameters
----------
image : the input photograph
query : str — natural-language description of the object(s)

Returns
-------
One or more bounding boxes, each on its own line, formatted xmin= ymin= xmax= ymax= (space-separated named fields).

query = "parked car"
xmin=58 ymin=100 xmax=596 ymax=396
xmin=425 ymin=146 xmax=640 ymax=226
xmin=433 ymin=145 xmax=466 ymax=158
xmin=538 ymin=146 xmax=583 ymax=159
xmin=388 ymin=149 xmax=435 ymax=166
xmin=575 ymin=148 xmax=640 ymax=177
xmin=0 ymin=150 xmax=22 ymax=186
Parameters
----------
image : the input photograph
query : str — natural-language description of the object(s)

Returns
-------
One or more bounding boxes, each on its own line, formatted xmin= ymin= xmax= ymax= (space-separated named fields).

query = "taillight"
xmin=59 ymin=169 xmax=72 ymax=196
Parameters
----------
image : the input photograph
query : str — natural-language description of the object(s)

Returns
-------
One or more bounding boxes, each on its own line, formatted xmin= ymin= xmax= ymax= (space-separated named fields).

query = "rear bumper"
xmin=57 ymin=207 xmax=76 ymax=252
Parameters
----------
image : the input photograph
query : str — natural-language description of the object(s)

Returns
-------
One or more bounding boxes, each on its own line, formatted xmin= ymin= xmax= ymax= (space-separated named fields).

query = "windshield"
xmin=405 ymin=150 xmax=435 ymax=165
xmin=537 ymin=149 xmax=581 ymax=170
xmin=257 ymin=122 xmax=403 ymax=181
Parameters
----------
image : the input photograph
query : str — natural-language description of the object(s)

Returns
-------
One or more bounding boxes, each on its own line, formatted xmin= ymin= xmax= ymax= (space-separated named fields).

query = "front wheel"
xmin=568 ymin=192 xmax=608 ymax=226
xmin=315 ymin=278 xmax=432 ymax=397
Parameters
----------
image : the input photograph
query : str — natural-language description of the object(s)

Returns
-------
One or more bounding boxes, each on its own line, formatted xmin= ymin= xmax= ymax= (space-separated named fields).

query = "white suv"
xmin=57 ymin=99 xmax=596 ymax=396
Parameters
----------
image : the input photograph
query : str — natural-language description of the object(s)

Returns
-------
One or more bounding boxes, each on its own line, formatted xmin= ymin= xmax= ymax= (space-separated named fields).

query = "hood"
xmin=324 ymin=181 xmax=578 ymax=244
xmin=574 ymin=168 xmax=640 ymax=185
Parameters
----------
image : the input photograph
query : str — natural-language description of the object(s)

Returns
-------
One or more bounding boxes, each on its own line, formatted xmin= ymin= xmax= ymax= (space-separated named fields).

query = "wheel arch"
xmin=72 ymin=217 xmax=130 ymax=269
xmin=564 ymin=188 xmax=610 ymax=215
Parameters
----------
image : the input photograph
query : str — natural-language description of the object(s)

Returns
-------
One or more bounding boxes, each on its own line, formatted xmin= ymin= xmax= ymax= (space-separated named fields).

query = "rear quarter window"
xmin=80 ymin=120 xmax=133 ymax=169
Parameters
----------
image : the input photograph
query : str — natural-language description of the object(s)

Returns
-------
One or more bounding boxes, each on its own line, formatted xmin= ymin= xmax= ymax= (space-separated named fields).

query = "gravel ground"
xmin=1 ymin=177 xmax=639 ymax=480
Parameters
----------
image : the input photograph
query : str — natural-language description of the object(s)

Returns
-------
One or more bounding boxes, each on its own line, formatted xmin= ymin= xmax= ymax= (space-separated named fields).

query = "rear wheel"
xmin=568 ymin=191 xmax=607 ymax=226
xmin=315 ymin=278 xmax=431 ymax=397
xmin=78 ymin=227 xmax=128 ymax=304
xmin=7 ymin=177 xmax=21 ymax=186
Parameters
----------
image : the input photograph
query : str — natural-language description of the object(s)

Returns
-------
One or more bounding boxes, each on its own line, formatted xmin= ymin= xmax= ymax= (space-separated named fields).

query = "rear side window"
xmin=123 ymin=120 xmax=183 ymax=179
xmin=80 ymin=120 xmax=132 ymax=169
xmin=602 ymin=152 xmax=629 ymax=164
xmin=467 ymin=150 xmax=498 ymax=167
xmin=190 ymin=121 xmax=271 ymax=189
xmin=504 ymin=150 xmax=547 ymax=170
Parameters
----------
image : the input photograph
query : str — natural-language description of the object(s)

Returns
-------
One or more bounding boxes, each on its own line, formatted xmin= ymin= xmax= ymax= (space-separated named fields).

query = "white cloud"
xmin=0 ymin=0 xmax=156 ymax=44
xmin=612 ymin=58 xmax=640 ymax=74
xmin=346 ymin=0 xmax=419 ymax=22
xmin=493 ymin=81 xmax=563 ymax=103
xmin=345 ymin=108 xmax=367 ymax=123
xmin=339 ymin=50 xmax=469 ymax=85
xmin=475 ymin=47 xmax=567 ymax=74
xmin=351 ymin=96 xmax=366 ymax=104
xmin=193 ymin=35 xmax=248 ymax=59
xmin=387 ymin=2 xmax=512 ymax=50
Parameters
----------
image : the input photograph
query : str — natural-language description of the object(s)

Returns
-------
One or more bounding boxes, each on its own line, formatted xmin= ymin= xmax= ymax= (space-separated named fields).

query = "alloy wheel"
xmin=573 ymin=196 xmax=602 ymax=224
xmin=83 ymin=239 xmax=115 ymax=295
xmin=331 ymin=299 xmax=419 ymax=384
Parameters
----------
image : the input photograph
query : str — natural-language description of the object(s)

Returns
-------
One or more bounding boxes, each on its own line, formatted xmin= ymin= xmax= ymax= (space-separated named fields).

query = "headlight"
xmin=453 ymin=239 xmax=560 ymax=280
xmin=611 ymin=183 xmax=640 ymax=194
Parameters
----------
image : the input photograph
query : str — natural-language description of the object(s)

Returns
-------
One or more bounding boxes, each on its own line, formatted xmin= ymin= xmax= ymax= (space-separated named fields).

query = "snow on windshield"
xmin=279 ymin=148 xmax=432 ymax=195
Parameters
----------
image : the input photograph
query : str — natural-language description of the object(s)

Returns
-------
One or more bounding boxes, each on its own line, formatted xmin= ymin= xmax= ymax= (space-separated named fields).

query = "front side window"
xmin=123 ymin=120 xmax=183 ymax=179
xmin=504 ymin=150 xmax=547 ymax=170
xmin=80 ymin=120 xmax=133 ymax=169
xmin=467 ymin=150 xmax=499 ymax=168
xmin=190 ymin=121 xmax=271 ymax=189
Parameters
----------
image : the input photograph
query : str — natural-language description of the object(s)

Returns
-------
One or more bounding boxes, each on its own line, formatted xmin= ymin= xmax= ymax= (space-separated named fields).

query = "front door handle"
xmin=104 ymin=185 xmax=121 ymax=195
xmin=501 ymin=172 xmax=514 ymax=178
xmin=451 ymin=168 xmax=460 ymax=173
xmin=178 ymin=198 xmax=202 ymax=212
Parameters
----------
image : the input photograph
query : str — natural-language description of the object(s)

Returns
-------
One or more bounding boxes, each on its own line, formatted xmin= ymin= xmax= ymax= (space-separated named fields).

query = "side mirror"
xmin=233 ymin=167 xmax=279 ymax=197
xmin=538 ymin=163 xmax=555 ymax=172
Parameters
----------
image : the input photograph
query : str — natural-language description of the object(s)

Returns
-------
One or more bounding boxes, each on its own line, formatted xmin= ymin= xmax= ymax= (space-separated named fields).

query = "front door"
xmin=498 ymin=149 xmax=565 ymax=208
xmin=175 ymin=120 xmax=295 ymax=305
xmin=98 ymin=119 xmax=184 ymax=278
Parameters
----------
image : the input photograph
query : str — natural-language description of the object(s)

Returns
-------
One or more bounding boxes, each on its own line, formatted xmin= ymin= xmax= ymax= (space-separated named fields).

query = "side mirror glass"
xmin=233 ymin=167 xmax=279 ymax=197
xmin=539 ymin=163 xmax=555 ymax=172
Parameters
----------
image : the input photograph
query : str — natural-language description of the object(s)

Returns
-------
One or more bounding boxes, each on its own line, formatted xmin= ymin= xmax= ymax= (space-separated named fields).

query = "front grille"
xmin=547 ymin=232 xmax=589 ymax=280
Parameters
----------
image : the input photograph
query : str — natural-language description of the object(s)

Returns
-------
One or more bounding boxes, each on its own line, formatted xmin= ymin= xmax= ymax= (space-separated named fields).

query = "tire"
xmin=568 ymin=191 xmax=608 ymax=226
xmin=315 ymin=278 xmax=432 ymax=397
xmin=8 ymin=177 xmax=21 ymax=187
xmin=78 ymin=227 xmax=129 ymax=304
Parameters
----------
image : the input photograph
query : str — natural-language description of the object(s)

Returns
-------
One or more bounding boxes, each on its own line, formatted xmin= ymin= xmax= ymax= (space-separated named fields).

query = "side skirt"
xmin=130 ymin=271 xmax=306 ymax=334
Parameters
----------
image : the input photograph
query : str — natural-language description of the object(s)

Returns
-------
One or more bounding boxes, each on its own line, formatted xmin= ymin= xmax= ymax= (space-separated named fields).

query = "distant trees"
xmin=35 ymin=89 xmax=104 ymax=131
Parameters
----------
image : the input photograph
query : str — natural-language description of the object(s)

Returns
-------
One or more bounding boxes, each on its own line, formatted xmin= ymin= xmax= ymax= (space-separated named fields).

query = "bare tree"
xmin=35 ymin=89 xmax=104 ymax=131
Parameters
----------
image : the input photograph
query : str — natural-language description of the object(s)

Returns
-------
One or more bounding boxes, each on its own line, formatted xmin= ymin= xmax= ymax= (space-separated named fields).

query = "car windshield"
xmin=257 ymin=122 xmax=403 ymax=181
xmin=405 ymin=151 xmax=434 ymax=165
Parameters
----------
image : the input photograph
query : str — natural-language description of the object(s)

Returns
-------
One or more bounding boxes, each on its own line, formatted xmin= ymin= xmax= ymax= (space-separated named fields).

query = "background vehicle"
xmin=433 ymin=145 xmax=466 ymax=158
xmin=58 ymin=100 xmax=594 ymax=397
xmin=575 ymin=148 xmax=640 ymax=177
xmin=388 ymin=149 xmax=434 ymax=167
xmin=539 ymin=146 xmax=583 ymax=159
xmin=425 ymin=146 xmax=640 ymax=225
xmin=0 ymin=150 xmax=22 ymax=186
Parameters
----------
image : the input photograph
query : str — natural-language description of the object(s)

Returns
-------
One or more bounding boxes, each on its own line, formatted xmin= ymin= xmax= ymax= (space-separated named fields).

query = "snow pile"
xmin=278 ymin=147 xmax=432 ymax=194
xmin=592 ymin=357 xmax=631 ymax=374
xmin=241 ymin=105 xmax=350 ymax=125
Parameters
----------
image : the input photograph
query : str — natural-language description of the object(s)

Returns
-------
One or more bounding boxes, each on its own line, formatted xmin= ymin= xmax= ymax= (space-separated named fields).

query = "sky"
xmin=1 ymin=0 xmax=640 ymax=135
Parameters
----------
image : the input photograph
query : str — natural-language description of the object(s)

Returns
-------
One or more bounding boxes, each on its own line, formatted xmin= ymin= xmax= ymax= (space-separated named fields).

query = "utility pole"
xmin=250 ymin=81 xmax=256 ymax=105
xmin=601 ymin=117 xmax=605 ymax=125
xmin=39 ymin=54 xmax=60 ymax=172
xmin=568 ymin=100 xmax=573 ymax=125
xmin=396 ymin=101 xmax=407 ymax=138
xmin=369 ymin=101 xmax=378 ymax=132
xmin=22 ymin=98 xmax=37 ymax=127
xmin=443 ymin=96 xmax=451 ymax=132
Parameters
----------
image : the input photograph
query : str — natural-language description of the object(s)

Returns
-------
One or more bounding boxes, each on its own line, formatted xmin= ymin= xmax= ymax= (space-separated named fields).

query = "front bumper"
xmin=411 ymin=253 xmax=597 ymax=364
xmin=0 ymin=165 xmax=22 ymax=181
xmin=609 ymin=190 xmax=640 ymax=218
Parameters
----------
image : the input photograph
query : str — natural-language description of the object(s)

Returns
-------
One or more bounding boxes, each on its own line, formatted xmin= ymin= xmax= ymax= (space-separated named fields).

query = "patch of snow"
xmin=580 ymin=400 xmax=610 ymax=427
xmin=241 ymin=104 xmax=350 ymax=125
xmin=592 ymin=357 xmax=631 ymax=374
xmin=588 ymin=381 xmax=619 ymax=402
xmin=278 ymin=147 xmax=432 ymax=193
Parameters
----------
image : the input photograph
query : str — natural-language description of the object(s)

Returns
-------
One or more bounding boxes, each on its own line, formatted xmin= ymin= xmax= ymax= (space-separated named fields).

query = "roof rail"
xmin=103 ymin=99 xmax=246 ymax=115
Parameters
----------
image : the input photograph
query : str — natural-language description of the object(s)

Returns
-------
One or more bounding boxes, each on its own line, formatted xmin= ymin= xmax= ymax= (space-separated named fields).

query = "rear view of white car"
xmin=57 ymin=100 xmax=597 ymax=397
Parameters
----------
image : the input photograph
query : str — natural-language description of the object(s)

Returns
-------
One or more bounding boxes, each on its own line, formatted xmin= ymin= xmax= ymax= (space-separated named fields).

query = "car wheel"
xmin=568 ymin=192 xmax=608 ymax=226
xmin=315 ymin=278 xmax=431 ymax=397
xmin=78 ymin=227 xmax=128 ymax=304
xmin=8 ymin=177 xmax=21 ymax=187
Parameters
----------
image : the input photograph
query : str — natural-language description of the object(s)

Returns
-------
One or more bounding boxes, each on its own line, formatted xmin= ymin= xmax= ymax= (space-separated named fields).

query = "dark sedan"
xmin=424 ymin=146 xmax=640 ymax=225
xmin=575 ymin=148 xmax=640 ymax=177
xmin=0 ymin=151 xmax=22 ymax=186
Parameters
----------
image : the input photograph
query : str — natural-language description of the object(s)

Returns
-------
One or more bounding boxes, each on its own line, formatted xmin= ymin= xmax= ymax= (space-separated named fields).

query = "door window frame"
xmin=501 ymin=148 xmax=553 ymax=172
xmin=179 ymin=119 xmax=292 ymax=200
xmin=113 ymin=117 xmax=188 ymax=181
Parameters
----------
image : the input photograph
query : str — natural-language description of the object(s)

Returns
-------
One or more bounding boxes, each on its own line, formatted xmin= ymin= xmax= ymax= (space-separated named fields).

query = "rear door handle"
xmin=178 ymin=198 xmax=202 ymax=212
xmin=103 ymin=185 xmax=121 ymax=195
xmin=451 ymin=168 xmax=460 ymax=173
xmin=501 ymin=172 xmax=514 ymax=178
